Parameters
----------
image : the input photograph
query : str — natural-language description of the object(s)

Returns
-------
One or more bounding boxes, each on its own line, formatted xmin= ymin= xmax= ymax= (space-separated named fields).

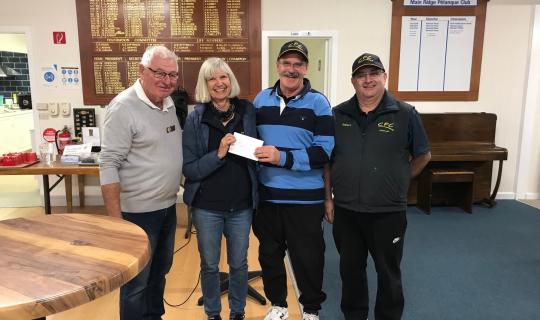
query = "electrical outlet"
xmin=48 ymin=103 xmax=59 ymax=116
xmin=60 ymin=102 xmax=71 ymax=117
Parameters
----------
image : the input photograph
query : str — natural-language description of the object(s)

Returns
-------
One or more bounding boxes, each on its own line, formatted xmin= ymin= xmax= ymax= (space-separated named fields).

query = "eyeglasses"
xmin=354 ymin=70 xmax=384 ymax=80
xmin=279 ymin=61 xmax=306 ymax=69
xmin=146 ymin=67 xmax=179 ymax=80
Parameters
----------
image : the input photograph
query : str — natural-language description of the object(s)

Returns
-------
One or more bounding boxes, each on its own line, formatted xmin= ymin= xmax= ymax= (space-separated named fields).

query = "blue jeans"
xmin=192 ymin=207 xmax=253 ymax=317
xmin=120 ymin=204 xmax=177 ymax=320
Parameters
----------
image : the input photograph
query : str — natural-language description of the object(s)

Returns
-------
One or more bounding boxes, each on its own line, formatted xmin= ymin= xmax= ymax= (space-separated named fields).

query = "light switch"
xmin=36 ymin=103 xmax=48 ymax=111
xmin=60 ymin=102 xmax=71 ymax=117
xmin=48 ymin=103 xmax=59 ymax=116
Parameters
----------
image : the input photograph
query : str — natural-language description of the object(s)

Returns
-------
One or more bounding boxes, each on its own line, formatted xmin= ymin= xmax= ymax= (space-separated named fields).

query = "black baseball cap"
xmin=352 ymin=53 xmax=385 ymax=75
xmin=277 ymin=40 xmax=309 ymax=62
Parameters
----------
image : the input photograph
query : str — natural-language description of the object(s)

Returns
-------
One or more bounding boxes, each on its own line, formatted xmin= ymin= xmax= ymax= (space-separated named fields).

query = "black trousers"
xmin=332 ymin=206 xmax=407 ymax=320
xmin=253 ymin=202 xmax=327 ymax=314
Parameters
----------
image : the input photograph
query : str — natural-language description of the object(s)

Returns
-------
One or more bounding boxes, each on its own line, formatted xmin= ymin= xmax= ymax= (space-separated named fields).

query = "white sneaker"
xmin=302 ymin=312 xmax=319 ymax=320
xmin=264 ymin=306 xmax=289 ymax=320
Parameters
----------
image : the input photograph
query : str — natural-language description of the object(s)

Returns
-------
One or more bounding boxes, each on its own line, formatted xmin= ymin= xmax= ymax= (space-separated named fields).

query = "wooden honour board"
xmin=76 ymin=0 xmax=261 ymax=105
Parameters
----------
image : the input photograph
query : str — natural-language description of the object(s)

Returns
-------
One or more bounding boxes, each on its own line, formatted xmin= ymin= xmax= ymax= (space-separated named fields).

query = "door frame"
xmin=262 ymin=30 xmax=338 ymax=105
xmin=0 ymin=26 xmax=38 ymax=150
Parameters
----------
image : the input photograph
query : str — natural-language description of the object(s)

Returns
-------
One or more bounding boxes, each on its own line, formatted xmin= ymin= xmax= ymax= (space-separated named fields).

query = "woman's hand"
xmin=217 ymin=133 xmax=236 ymax=159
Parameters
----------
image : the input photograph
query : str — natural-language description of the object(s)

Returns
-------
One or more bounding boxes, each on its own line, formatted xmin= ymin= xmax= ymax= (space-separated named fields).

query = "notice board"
xmin=75 ymin=0 xmax=261 ymax=105
xmin=388 ymin=0 xmax=488 ymax=101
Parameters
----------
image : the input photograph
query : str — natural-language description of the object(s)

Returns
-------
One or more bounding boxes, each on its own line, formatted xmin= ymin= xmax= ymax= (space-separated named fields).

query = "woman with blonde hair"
xmin=182 ymin=57 xmax=258 ymax=320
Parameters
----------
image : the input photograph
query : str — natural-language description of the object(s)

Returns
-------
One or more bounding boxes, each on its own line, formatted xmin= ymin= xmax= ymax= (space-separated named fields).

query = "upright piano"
xmin=408 ymin=112 xmax=508 ymax=207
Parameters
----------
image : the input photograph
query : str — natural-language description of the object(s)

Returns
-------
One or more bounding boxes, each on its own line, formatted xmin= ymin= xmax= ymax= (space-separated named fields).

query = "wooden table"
xmin=0 ymin=214 xmax=150 ymax=320
xmin=0 ymin=160 xmax=99 ymax=214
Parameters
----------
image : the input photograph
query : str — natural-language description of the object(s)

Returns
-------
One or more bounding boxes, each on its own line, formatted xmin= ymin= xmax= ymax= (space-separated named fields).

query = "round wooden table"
xmin=0 ymin=214 xmax=150 ymax=320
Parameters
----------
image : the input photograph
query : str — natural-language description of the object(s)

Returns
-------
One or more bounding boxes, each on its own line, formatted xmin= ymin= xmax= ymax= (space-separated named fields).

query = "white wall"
xmin=0 ymin=0 xmax=538 ymax=203
xmin=517 ymin=6 xmax=540 ymax=200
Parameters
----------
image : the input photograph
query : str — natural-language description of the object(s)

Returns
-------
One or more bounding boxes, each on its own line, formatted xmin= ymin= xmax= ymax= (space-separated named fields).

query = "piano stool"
xmin=417 ymin=168 xmax=475 ymax=214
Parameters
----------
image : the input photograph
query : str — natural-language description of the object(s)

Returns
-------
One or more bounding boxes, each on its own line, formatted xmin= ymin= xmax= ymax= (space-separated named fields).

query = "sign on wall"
xmin=75 ymin=0 xmax=261 ymax=105
xmin=398 ymin=16 xmax=475 ymax=92
xmin=53 ymin=32 xmax=66 ymax=44
xmin=404 ymin=0 xmax=477 ymax=6
xmin=388 ymin=0 xmax=488 ymax=101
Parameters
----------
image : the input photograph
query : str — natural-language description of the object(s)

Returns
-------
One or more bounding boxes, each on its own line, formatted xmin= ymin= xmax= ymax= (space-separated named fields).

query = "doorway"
xmin=0 ymin=31 xmax=40 ymax=208
xmin=262 ymin=31 xmax=338 ymax=105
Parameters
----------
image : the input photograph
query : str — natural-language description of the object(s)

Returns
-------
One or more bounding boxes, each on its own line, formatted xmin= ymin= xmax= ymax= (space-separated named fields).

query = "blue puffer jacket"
xmin=182 ymin=98 xmax=258 ymax=209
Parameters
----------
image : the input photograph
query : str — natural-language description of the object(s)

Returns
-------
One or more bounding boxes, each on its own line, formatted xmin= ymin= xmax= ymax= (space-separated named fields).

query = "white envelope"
xmin=228 ymin=132 xmax=264 ymax=161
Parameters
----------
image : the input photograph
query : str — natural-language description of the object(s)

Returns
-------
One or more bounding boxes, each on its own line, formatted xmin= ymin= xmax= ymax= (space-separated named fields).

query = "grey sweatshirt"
xmin=99 ymin=80 xmax=182 ymax=213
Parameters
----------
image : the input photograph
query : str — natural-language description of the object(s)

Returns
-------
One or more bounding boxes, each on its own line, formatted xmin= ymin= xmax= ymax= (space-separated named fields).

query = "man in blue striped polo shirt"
xmin=253 ymin=40 xmax=334 ymax=320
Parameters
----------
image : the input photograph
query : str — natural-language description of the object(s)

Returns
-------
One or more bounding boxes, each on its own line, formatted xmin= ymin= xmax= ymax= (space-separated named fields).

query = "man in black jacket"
xmin=324 ymin=53 xmax=431 ymax=320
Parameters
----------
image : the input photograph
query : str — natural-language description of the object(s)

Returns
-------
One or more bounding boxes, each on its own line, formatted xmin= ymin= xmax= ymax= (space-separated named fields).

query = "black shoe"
xmin=208 ymin=316 xmax=222 ymax=320
xmin=230 ymin=314 xmax=245 ymax=320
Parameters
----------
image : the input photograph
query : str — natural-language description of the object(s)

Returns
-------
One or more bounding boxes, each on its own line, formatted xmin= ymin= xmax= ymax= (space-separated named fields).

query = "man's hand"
xmin=322 ymin=164 xmax=334 ymax=223
xmin=410 ymin=151 xmax=431 ymax=178
xmin=217 ymin=133 xmax=236 ymax=159
xmin=324 ymin=198 xmax=334 ymax=223
xmin=255 ymin=145 xmax=281 ymax=165
xmin=101 ymin=183 xmax=122 ymax=218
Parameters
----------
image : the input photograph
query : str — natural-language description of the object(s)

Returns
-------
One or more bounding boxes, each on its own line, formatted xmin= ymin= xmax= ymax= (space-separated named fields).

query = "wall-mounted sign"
xmin=404 ymin=0 xmax=477 ymax=6
xmin=41 ymin=65 xmax=57 ymax=87
xmin=398 ymin=16 xmax=475 ymax=91
xmin=75 ymin=0 xmax=261 ymax=105
xmin=388 ymin=0 xmax=487 ymax=101
xmin=53 ymin=32 xmax=66 ymax=44
xmin=60 ymin=67 xmax=81 ymax=89
xmin=42 ymin=128 xmax=57 ymax=142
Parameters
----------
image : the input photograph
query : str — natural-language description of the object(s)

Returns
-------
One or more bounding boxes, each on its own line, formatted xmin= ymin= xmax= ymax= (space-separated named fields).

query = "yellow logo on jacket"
xmin=377 ymin=122 xmax=394 ymax=132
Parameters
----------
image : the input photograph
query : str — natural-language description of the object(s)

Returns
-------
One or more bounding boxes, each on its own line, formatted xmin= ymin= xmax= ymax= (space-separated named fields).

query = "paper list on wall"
xmin=398 ymin=16 xmax=475 ymax=92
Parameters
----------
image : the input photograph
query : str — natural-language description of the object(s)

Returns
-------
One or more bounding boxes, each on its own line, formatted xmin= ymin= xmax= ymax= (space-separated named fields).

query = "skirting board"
xmin=48 ymin=192 xmax=524 ymax=206
xmin=518 ymin=192 xmax=540 ymax=200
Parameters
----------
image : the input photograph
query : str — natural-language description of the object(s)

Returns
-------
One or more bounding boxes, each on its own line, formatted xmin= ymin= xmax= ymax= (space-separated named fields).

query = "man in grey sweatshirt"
xmin=99 ymin=45 xmax=182 ymax=320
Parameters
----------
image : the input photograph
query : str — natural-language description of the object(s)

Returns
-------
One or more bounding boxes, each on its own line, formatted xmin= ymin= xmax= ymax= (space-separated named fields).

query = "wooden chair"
xmin=417 ymin=169 xmax=475 ymax=214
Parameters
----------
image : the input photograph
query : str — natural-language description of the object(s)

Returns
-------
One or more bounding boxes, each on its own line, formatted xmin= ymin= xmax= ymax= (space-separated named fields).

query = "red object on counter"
xmin=26 ymin=152 xmax=38 ymax=162
xmin=0 ymin=152 xmax=40 ymax=166
xmin=2 ymin=156 xmax=15 ymax=166
xmin=15 ymin=153 xmax=24 ymax=165
xmin=4 ymin=153 xmax=22 ymax=165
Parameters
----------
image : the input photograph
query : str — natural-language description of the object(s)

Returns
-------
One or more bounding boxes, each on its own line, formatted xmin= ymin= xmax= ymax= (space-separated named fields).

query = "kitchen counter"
xmin=0 ymin=109 xmax=33 ymax=154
